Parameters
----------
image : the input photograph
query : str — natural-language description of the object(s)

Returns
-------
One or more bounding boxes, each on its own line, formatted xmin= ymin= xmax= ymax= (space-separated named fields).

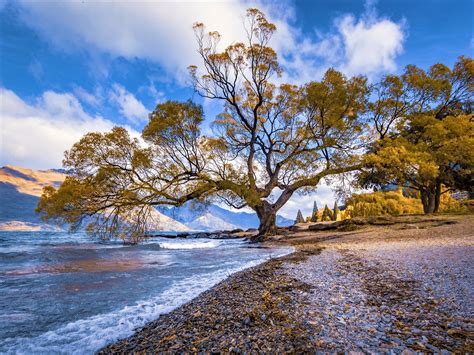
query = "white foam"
xmin=0 ymin=249 xmax=292 ymax=355
xmin=158 ymin=240 xmax=221 ymax=249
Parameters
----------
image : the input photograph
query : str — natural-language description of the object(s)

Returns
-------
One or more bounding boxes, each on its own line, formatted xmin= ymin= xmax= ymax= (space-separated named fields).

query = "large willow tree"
xmin=37 ymin=9 xmax=369 ymax=242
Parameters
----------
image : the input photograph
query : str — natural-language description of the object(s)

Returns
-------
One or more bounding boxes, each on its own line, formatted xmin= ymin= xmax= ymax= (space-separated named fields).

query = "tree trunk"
xmin=252 ymin=189 xmax=295 ymax=242
xmin=253 ymin=203 xmax=277 ymax=242
xmin=420 ymin=188 xmax=436 ymax=214
xmin=434 ymin=182 xmax=442 ymax=213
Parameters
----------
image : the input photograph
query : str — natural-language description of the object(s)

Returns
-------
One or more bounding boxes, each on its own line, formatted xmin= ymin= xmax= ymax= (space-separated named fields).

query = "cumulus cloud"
xmin=16 ymin=1 xmax=405 ymax=83
xmin=16 ymin=1 xmax=249 ymax=82
xmin=336 ymin=14 xmax=405 ymax=76
xmin=272 ymin=5 xmax=405 ymax=82
xmin=0 ymin=88 xmax=139 ymax=169
xmin=109 ymin=84 xmax=149 ymax=123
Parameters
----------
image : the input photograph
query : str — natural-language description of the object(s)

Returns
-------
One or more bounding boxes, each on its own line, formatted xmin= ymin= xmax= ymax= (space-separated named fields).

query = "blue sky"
xmin=0 ymin=0 xmax=472 ymax=217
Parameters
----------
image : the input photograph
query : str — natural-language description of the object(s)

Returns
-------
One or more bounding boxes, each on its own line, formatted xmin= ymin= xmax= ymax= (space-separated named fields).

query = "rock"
xmin=207 ymin=233 xmax=236 ymax=240
xmin=190 ymin=232 xmax=210 ymax=238
xmin=367 ymin=216 xmax=395 ymax=225
xmin=175 ymin=232 xmax=190 ymax=238
xmin=308 ymin=222 xmax=341 ymax=231
xmin=289 ymin=224 xmax=306 ymax=232
xmin=230 ymin=228 xmax=244 ymax=234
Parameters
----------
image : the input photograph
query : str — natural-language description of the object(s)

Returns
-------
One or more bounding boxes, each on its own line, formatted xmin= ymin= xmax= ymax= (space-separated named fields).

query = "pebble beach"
xmin=99 ymin=215 xmax=474 ymax=353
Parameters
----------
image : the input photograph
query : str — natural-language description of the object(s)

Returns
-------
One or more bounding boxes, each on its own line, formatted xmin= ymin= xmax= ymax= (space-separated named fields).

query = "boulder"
xmin=289 ymin=224 xmax=306 ymax=232
xmin=308 ymin=222 xmax=341 ymax=231
xmin=175 ymin=232 xmax=191 ymax=238
xmin=207 ymin=233 xmax=235 ymax=239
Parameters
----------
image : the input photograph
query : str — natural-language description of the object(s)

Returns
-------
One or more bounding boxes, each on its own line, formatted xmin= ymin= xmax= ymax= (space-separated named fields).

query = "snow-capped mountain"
xmin=158 ymin=201 xmax=293 ymax=231
xmin=187 ymin=212 xmax=238 ymax=231
xmin=0 ymin=166 xmax=293 ymax=232
xmin=145 ymin=207 xmax=190 ymax=232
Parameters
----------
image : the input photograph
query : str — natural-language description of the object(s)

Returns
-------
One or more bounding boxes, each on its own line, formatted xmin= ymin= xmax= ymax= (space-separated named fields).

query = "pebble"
xmin=99 ymin=217 xmax=473 ymax=353
xmin=285 ymin=224 xmax=473 ymax=352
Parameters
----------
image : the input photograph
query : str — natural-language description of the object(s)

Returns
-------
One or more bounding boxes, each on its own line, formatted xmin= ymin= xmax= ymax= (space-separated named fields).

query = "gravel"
xmin=99 ymin=215 xmax=474 ymax=353
xmin=286 ymin=218 xmax=474 ymax=352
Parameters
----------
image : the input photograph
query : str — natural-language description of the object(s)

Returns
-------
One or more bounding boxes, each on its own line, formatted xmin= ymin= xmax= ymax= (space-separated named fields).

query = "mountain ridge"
xmin=0 ymin=166 xmax=293 ymax=232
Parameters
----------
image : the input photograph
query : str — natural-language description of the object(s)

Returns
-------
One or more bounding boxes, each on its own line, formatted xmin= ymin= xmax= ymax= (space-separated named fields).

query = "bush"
xmin=345 ymin=189 xmax=423 ymax=217
xmin=345 ymin=188 xmax=467 ymax=217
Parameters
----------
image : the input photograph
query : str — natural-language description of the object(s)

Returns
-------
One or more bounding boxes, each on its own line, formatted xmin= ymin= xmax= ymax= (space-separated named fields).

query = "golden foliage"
xmin=345 ymin=189 xmax=466 ymax=217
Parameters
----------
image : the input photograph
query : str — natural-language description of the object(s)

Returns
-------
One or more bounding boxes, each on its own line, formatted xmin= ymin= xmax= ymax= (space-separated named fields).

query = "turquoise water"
xmin=0 ymin=231 xmax=291 ymax=354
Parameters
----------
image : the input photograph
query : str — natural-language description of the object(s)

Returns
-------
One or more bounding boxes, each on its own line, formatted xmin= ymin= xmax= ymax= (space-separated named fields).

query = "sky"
xmin=0 ymin=0 xmax=472 ymax=219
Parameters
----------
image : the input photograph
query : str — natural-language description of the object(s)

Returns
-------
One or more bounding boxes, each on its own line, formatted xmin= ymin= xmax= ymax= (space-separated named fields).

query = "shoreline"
xmin=99 ymin=215 xmax=473 ymax=353
xmin=99 ymin=247 xmax=320 ymax=353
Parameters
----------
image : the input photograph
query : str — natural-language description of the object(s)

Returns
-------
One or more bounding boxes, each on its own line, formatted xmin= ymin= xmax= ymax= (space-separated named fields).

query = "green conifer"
xmin=333 ymin=201 xmax=340 ymax=221
xmin=322 ymin=204 xmax=333 ymax=221
xmin=295 ymin=209 xmax=305 ymax=224
xmin=311 ymin=201 xmax=319 ymax=222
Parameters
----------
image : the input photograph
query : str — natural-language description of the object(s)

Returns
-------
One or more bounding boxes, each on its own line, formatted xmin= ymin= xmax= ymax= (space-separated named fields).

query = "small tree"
xmin=295 ymin=209 xmax=305 ymax=224
xmin=322 ymin=204 xmax=333 ymax=221
xmin=310 ymin=201 xmax=318 ymax=222
xmin=333 ymin=201 xmax=340 ymax=221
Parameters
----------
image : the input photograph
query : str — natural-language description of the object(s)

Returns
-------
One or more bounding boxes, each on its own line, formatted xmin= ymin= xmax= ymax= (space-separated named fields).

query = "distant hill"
xmin=0 ymin=166 xmax=66 ymax=231
xmin=0 ymin=165 xmax=293 ymax=232
xmin=0 ymin=166 xmax=188 ymax=232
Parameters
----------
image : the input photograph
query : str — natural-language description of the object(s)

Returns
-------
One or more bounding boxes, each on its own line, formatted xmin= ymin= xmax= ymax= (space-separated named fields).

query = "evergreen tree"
xmin=333 ymin=201 xmax=340 ymax=221
xmin=311 ymin=201 xmax=319 ymax=222
xmin=322 ymin=204 xmax=333 ymax=221
xmin=295 ymin=209 xmax=305 ymax=224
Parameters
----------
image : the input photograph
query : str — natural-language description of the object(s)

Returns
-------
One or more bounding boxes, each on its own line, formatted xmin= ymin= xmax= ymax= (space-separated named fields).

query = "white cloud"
xmin=16 ymin=1 xmax=405 ymax=84
xmin=263 ymin=183 xmax=335 ymax=220
xmin=0 ymin=88 xmax=139 ymax=169
xmin=73 ymin=86 xmax=103 ymax=107
xmin=270 ymin=5 xmax=405 ymax=82
xmin=337 ymin=14 xmax=405 ymax=76
xmin=16 ymin=1 xmax=249 ymax=82
xmin=109 ymin=84 xmax=149 ymax=123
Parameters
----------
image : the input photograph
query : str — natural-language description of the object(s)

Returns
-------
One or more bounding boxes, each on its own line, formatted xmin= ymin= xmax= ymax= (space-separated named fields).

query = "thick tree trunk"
xmin=255 ymin=203 xmax=277 ymax=238
xmin=251 ymin=189 xmax=295 ymax=242
xmin=420 ymin=188 xmax=436 ymax=214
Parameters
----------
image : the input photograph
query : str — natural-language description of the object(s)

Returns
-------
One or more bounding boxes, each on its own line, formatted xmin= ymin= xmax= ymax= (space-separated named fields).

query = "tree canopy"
xmin=359 ymin=57 xmax=474 ymax=213
xmin=36 ymin=8 xmax=473 ymax=243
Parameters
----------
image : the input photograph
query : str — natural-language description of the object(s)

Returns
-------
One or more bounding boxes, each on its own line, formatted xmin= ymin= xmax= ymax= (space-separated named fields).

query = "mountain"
xmin=0 ymin=165 xmax=294 ymax=232
xmin=158 ymin=201 xmax=294 ymax=231
xmin=143 ymin=207 xmax=189 ymax=232
xmin=0 ymin=166 xmax=188 ymax=232
xmin=0 ymin=166 xmax=66 ymax=231
xmin=187 ymin=212 xmax=238 ymax=231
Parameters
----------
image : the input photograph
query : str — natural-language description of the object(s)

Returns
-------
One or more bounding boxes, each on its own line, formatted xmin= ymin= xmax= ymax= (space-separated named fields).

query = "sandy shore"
xmin=99 ymin=214 xmax=473 ymax=353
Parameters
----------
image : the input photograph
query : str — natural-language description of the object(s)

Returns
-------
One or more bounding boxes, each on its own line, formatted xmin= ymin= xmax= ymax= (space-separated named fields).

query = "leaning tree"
xmin=37 ymin=9 xmax=368 ymax=242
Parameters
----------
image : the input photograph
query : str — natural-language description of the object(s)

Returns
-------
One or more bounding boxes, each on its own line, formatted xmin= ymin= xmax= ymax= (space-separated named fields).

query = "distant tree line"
xmin=294 ymin=201 xmax=341 ymax=224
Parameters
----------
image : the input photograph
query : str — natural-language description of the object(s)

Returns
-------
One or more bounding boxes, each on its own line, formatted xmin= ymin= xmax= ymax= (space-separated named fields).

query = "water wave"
xmin=158 ymin=240 xmax=221 ymax=249
xmin=0 ymin=257 xmax=284 ymax=354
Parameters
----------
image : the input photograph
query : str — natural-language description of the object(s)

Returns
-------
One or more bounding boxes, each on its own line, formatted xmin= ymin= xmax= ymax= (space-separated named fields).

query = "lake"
xmin=0 ymin=231 xmax=291 ymax=354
